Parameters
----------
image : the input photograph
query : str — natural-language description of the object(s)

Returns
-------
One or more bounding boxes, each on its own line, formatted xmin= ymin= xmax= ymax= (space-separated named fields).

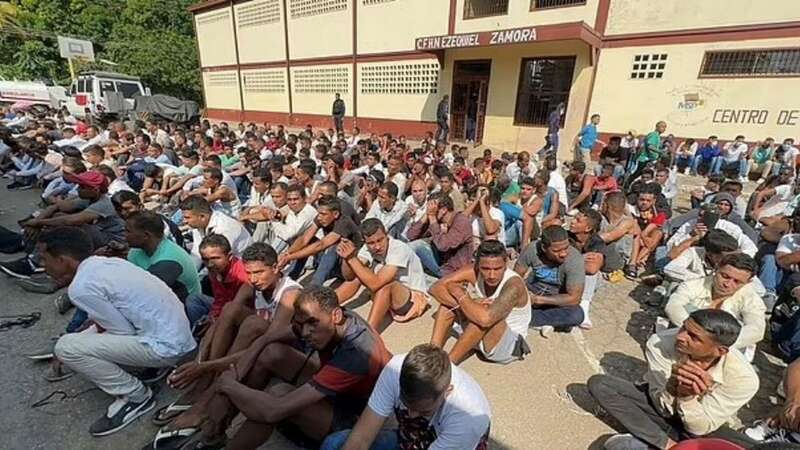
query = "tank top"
xmin=254 ymin=276 xmax=301 ymax=320
xmin=475 ymin=268 xmax=530 ymax=337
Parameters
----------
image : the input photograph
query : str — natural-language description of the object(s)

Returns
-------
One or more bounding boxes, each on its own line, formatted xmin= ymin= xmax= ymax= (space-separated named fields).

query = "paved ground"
xmin=0 ymin=172 xmax=786 ymax=450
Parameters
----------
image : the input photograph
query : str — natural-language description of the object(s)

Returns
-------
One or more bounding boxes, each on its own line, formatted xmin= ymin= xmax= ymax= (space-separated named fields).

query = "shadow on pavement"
xmin=599 ymin=351 xmax=648 ymax=382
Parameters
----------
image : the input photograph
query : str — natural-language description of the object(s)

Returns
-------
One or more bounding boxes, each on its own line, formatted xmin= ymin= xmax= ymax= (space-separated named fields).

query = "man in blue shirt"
xmin=547 ymin=102 xmax=566 ymax=151
xmin=690 ymin=136 xmax=721 ymax=176
xmin=574 ymin=114 xmax=604 ymax=163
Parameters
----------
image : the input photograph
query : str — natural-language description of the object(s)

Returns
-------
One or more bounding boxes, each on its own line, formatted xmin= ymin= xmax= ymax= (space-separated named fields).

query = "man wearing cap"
xmin=0 ymin=170 xmax=126 ymax=279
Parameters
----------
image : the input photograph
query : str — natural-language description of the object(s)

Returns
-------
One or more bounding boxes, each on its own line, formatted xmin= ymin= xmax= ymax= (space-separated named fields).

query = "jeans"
xmin=711 ymin=158 xmax=747 ymax=177
xmin=66 ymin=308 xmax=88 ymax=333
xmin=576 ymin=147 xmax=591 ymax=163
xmin=689 ymin=156 xmax=706 ymax=175
xmin=408 ymin=239 xmax=442 ymax=278
xmin=185 ymin=293 xmax=213 ymax=327
xmin=587 ymin=374 xmax=756 ymax=450
xmin=320 ymin=429 xmax=399 ymax=450
xmin=654 ymin=246 xmax=669 ymax=272
xmin=333 ymin=115 xmax=344 ymax=134
xmin=311 ymin=245 xmax=343 ymax=286
xmin=675 ymin=155 xmax=692 ymax=170
xmin=505 ymin=221 xmax=522 ymax=250
xmin=55 ymin=330 xmax=183 ymax=400
xmin=466 ymin=117 xmax=476 ymax=141
xmin=549 ymin=131 xmax=560 ymax=151
xmin=436 ymin=120 xmax=449 ymax=143
xmin=760 ymin=254 xmax=784 ymax=294
xmin=530 ymin=304 xmax=584 ymax=328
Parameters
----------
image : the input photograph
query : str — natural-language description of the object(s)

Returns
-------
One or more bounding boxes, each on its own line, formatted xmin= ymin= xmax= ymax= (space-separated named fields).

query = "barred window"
xmin=463 ymin=0 xmax=509 ymax=19
xmin=196 ymin=9 xmax=230 ymax=25
xmin=631 ymin=54 xmax=667 ymax=79
xmin=361 ymin=62 xmax=439 ymax=95
xmin=237 ymin=0 xmax=281 ymax=28
xmin=293 ymin=67 xmax=349 ymax=94
xmin=289 ymin=0 xmax=347 ymax=18
xmin=514 ymin=57 xmax=575 ymax=127
xmin=207 ymin=72 xmax=239 ymax=87
xmin=700 ymin=49 xmax=800 ymax=77
xmin=531 ymin=0 xmax=586 ymax=9
xmin=363 ymin=0 xmax=395 ymax=4
xmin=243 ymin=70 xmax=285 ymax=93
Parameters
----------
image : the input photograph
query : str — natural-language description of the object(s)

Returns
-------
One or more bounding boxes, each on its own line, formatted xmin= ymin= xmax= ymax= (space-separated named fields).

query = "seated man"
xmin=429 ymin=240 xmax=531 ymax=364
xmin=111 ymin=190 xmax=184 ymax=247
xmin=364 ymin=182 xmax=408 ymax=239
xmin=664 ymin=254 xmax=765 ymax=356
xmin=125 ymin=211 xmax=201 ymax=304
xmin=268 ymin=183 xmax=318 ymax=254
xmin=659 ymin=229 xmax=739 ymax=298
xmin=589 ymin=309 xmax=759 ymax=450
xmin=514 ymin=225 xmax=585 ymax=332
xmin=179 ymin=195 xmax=251 ymax=267
xmin=245 ymin=181 xmax=288 ymax=243
xmin=191 ymin=286 xmax=391 ymax=449
xmin=565 ymin=161 xmax=597 ymax=211
xmin=568 ymin=208 xmax=606 ymax=329
xmin=627 ymin=184 xmax=668 ymax=279
xmin=599 ymin=191 xmax=639 ymax=279
xmin=278 ymin=197 xmax=363 ymax=285
xmin=405 ymin=193 xmax=474 ymax=278
xmin=666 ymin=203 xmax=757 ymax=259
xmin=41 ymin=227 xmax=195 ymax=436
xmin=321 ymin=344 xmax=491 ymax=450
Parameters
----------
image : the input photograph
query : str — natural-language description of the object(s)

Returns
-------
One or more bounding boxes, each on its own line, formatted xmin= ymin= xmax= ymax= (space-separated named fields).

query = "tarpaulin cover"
xmin=134 ymin=94 xmax=200 ymax=123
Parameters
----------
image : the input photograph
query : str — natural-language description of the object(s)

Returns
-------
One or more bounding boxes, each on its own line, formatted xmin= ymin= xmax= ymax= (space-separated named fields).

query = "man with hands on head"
xmin=405 ymin=193 xmax=474 ymax=278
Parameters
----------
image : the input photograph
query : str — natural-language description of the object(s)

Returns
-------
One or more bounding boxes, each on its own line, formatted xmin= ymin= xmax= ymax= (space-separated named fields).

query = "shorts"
xmin=478 ymin=326 xmax=531 ymax=365
xmin=330 ymin=399 xmax=364 ymax=433
xmin=392 ymin=289 xmax=430 ymax=321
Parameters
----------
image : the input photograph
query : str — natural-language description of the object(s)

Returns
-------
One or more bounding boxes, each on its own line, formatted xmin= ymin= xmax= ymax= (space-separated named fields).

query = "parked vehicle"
xmin=64 ymin=71 xmax=150 ymax=119
xmin=0 ymin=78 xmax=68 ymax=108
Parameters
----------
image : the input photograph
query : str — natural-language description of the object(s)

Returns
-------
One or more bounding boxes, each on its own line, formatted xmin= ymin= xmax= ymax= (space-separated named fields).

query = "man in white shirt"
xmin=711 ymin=135 xmax=748 ymax=182
xmin=776 ymin=138 xmax=800 ymax=176
xmin=401 ymin=178 xmax=428 ymax=241
xmin=666 ymin=208 xmax=757 ymax=258
xmin=544 ymin=155 xmax=569 ymax=210
xmin=179 ymin=195 xmax=251 ymax=267
xmin=269 ymin=184 xmax=317 ymax=253
xmin=41 ymin=227 xmax=195 ymax=437
xmin=364 ymin=182 xmax=408 ymax=239
xmin=505 ymin=151 xmax=536 ymax=184
xmin=336 ymin=219 xmax=429 ymax=331
xmin=321 ymin=344 xmax=491 ymax=450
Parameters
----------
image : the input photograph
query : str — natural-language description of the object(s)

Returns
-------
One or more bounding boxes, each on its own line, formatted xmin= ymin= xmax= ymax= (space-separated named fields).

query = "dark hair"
xmin=111 ymin=190 xmax=140 ymax=208
xmin=252 ymin=168 xmax=272 ymax=183
xmin=475 ymin=239 xmax=507 ymax=261
xmin=83 ymin=144 xmax=104 ymax=157
xmin=143 ymin=163 xmax=162 ymax=178
xmin=399 ymin=344 xmax=452 ymax=403
xmin=127 ymin=211 xmax=164 ymax=238
xmin=94 ymin=164 xmax=116 ymax=181
xmin=702 ymin=229 xmax=739 ymax=255
xmin=708 ymin=174 xmax=725 ymax=186
xmin=571 ymin=161 xmax=586 ymax=173
xmin=319 ymin=180 xmax=338 ymax=194
xmin=295 ymin=285 xmax=340 ymax=313
xmin=360 ymin=218 xmax=386 ymax=237
xmin=204 ymin=154 xmax=222 ymax=167
xmin=298 ymin=159 xmax=316 ymax=177
xmin=204 ymin=167 xmax=223 ymax=182
xmin=688 ymin=309 xmax=742 ymax=347
xmin=541 ymin=225 xmax=568 ymax=248
xmin=640 ymin=183 xmax=662 ymax=197
xmin=39 ymin=226 xmax=94 ymax=261
xmin=241 ymin=242 xmax=278 ymax=266
xmin=718 ymin=253 xmax=757 ymax=276
xmin=534 ymin=169 xmax=550 ymax=186
xmin=380 ymin=182 xmax=399 ymax=199
xmin=286 ymin=183 xmax=307 ymax=198
xmin=179 ymin=195 xmax=212 ymax=214
xmin=520 ymin=176 xmax=535 ymax=188
xmin=317 ymin=196 xmax=341 ymax=214
xmin=199 ymin=233 xmax=231 ymax=254
xmin=579 ymin=208 xmax=603 ymax=233
xmin=435 ymin=192 xmax=454 ymax=212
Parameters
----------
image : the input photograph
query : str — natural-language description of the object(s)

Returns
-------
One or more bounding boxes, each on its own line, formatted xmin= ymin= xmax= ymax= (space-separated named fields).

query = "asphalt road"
xmin=0 ymin=173 xmax=784 ymax=450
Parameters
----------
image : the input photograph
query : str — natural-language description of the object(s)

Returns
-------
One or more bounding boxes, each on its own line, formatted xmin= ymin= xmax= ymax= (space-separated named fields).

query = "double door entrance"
xmin=450 ymin=60 xmax=491 ymax=144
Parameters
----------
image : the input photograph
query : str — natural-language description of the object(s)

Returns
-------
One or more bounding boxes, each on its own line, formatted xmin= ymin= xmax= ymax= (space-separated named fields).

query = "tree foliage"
xmin=0 ymin=0 xmax=201 ymax=102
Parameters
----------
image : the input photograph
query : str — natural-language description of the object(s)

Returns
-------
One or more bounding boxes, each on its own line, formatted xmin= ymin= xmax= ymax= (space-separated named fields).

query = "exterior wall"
xmin=234 ymin=0 xmax=286 ymax=64
xmin=202 ymin=70 xmax=242 ymax=110
xmin=357 ymin=59 xmax=442 ymax=121
xmin=195 ymin=8 xmax=237 ymax=67
xmin=439 ymin=40 xmax=593 ymax=157
xmin=286 ymin=1 xmax=352 ymax=60
xmin=241 ymin=67 xmax=290 ymax=112
xmin=290 ymin=64 xmax=353 ymax=116
xmin=358 ymin=0 xmax=449 ymax=54
xmin=589 ymin=37 xmax=800 ymax=141
xmin=605 ymin=0 xmax=800 ymax=36
xmin=454 ymin=0 xmax=599 ymax=34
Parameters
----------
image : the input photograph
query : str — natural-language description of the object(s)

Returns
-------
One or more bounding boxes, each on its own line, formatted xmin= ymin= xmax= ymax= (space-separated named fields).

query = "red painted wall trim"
xmin=594 ymin=0 xmax=610 ymax=36
xmin=204 ymin=108 xmax=437 ymax=138
xmin=604 ymin=20 xmax=800 ymax=48
xmin=448 ymin=0 xmax=457 ymax=34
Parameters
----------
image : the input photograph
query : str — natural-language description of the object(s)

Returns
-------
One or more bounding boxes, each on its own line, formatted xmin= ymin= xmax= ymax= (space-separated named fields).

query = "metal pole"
xmin=67 ymin=57 xmax=76 ymax=80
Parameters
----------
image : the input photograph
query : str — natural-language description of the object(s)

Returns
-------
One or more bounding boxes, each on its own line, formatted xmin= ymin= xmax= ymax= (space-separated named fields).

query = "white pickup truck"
xmin=0 ymin=78 xmax=68 ymax=108
xmin=64 ymin=71 xmax=151 ymax=119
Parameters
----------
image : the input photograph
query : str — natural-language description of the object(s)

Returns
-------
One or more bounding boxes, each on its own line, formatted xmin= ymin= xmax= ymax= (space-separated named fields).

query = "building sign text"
xmin=712 ymin=109 xmax=800 ymax=127
xmin=416 ymin=27 xmax=537 ymax=51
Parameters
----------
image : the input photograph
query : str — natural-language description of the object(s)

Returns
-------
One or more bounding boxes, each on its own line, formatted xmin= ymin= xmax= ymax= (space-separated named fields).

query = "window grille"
xmin=631 ymin=54 xmax=667 ymax=79
xmin=700 ymin=49 xmax=800 ymax=77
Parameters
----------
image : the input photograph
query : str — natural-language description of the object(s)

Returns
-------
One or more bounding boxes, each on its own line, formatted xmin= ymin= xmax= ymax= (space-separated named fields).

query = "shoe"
xmin=0 ymin=256 xmax=44 ymax=279
xmin=739 ymin=176 xmax=749 ymax=183
xmin=604 ymin=433 xmax=649 ymax=450
xmin=89 ymin=388 xmax=155 ymax=436
xmin=55 ymin=293 xmax=74 ymax=315
xmin=16 ymin=183 xmax=33 ymax=191
xmin=624 ymin=265 xmax=638 ymax=281
xmin=763 ymin=291 xmax=778 ymax=313
xmin=745 ymin=420 xmax=800 ymax=443
xmin=652 ymin=285 xmax=667 ymax=298
xmin=532 ymin=325 xmax=554 ymax=338
xmin=758 ymin=178 xmax=766 ymax=184
xmin=6 ymin=181 xmax=21 ymax=190
xmin=134 ymin=367 xmax=171 ymax=384
xmin=16 ymin=276 xmax=60 ymax=294
xmin=25 ymin=343 xmax=55 ymax=361
xmin=639 ymin=273 xmax=663 ymax=287
xmin=45 ymin=363 xmax=74 ymax=382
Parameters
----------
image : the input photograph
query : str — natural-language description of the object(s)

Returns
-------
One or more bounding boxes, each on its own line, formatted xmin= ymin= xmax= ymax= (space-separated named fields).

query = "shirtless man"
xmin=429 ymin=240 xmax=531 ymax=364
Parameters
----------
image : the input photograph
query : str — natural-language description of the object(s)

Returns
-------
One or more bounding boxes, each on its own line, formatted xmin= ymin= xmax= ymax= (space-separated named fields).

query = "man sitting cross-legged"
xmin=335 ymin=218 xmax=430 ymax=331
xmin=588 ymin=309 xmax=759 ymax=450
xmin=320 ymin=344 xmax=492 ymax=450
xmin=429 ymin=239 xmax=531 ymax=365
xmin=41 ymin=227 xmax=196 ymax=437
xmin=150 ymin=241 xmax=301 ymax=447
xmin=188 ymin=286 xmax=391 ymax=450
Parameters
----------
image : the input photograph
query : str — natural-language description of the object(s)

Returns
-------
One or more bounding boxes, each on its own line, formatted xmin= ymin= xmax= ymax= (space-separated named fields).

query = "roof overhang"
xmin=414 ymin=21 xmax=602 ymax=52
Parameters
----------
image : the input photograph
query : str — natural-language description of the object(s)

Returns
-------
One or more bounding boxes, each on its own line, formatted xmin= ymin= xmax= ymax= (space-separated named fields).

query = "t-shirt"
xmin=569 ymin=232 xmax=606 ymax=255
xmin=471 ymin=206 xmax=506 ymax=245
xmin=777 ymin=234 xmax=800 ymax=257
xmin=309 ymin=311 xmax=392 ymax=413
xmin=760 ymin=184 xmax=796 ymax=219
xmin=357 ymin=238 xmax=427 ymax=293
xmin=639 ymin=131 xmax=663 ymax=162
xmin=723 ymin=143 xmax=748 ymax=163
xmin=84 ymin=195 xmax=126 ymax=243
xmin=320 ymin=214 xmax=363 ymax=249
xmin=368 ymin=354 xmax=491 ymax=450
xmin=127 ymin=238 xmax=201 ymax=302
xmin=208 ymin=257 xmax=249 ymax=317
xmin=599 ymin=146 xmax=630 ymax=165
xmin=518 ymin=240 xmax=585 ymax=296
xmin=578 ymin=124 xmax=598 ymax=149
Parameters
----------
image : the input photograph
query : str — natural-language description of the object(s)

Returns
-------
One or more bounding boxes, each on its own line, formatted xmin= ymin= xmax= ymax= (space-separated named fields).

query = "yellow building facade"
xmin=190 ymin=0 xmax=800 ymax=156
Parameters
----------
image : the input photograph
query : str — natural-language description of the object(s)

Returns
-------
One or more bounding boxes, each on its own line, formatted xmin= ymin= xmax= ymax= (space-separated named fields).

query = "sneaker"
xmin=16 ymin=183 xmax=34 ymax=191
xmin=89 ymin=388 xmax=155 ymax=436
xmin=604 ymin=433 xmax=649 ymax=450
xmin=54 ymin=293 xmax=74 ymax=315
xmin=763 ymin=291 xmax=779 ymax=313
xmin=532 ymin=325 xmax=554 ymax=338
xmin=0 ymin=256 xmax=43 ymax=279
xmin=745 ymin=420 xmax=800 ymax=443
xmin=652 ymin=285 xmax=667 ymax=298
xmin=25 ymin=342 xmax=55 ymax=361
xmin=758 ymin=177 xmax=766 ymax=184
xmin=624 ymin=265 xmax=638 ymax=281
xmin=6 ymin=181 xmax=21 ymax=190
xmin=16 ymin=276 xmax=60 ymax=294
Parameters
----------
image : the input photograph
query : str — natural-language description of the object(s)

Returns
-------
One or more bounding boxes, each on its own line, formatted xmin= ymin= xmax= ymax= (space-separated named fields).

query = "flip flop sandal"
xmin=151 ymin=400 xmax=193 ymax=426
xmin=177 ymin=434 xmax=226 ymax=450
xmin=141 ymin=426 xmax=199 ymax=450
xmin=44 ymin=366 xmax=74 ymax=383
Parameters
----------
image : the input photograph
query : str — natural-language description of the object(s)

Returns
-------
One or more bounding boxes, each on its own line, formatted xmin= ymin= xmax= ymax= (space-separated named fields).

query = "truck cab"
xmin=65 ymin=72 xmax=150 ymax=119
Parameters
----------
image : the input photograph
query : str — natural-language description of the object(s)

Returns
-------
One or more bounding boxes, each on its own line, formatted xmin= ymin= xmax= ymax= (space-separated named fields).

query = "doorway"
xmin=451 ymin=60 xmax=491 ymax=144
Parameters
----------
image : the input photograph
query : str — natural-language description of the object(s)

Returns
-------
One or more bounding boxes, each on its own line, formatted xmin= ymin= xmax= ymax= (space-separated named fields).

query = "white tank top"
xmin=475 ymin=268 xmax=530 ymax=337
xmin=254 ymin=276 xmax=301 ymax=319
